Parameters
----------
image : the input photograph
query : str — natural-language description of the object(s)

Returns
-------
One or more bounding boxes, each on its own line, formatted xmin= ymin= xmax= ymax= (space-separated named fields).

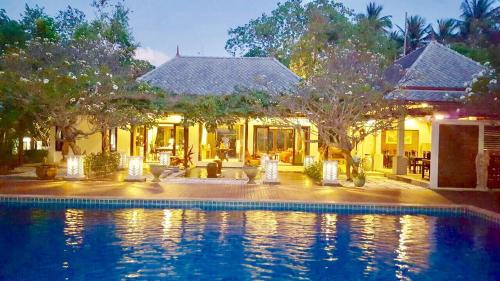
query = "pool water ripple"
xmin=0 ymin=206 xmax=498 ymax=280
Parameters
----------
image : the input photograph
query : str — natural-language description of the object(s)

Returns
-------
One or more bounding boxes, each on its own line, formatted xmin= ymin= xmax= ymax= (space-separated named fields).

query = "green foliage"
xmin=459 ymin=0 xmax=498 ymax=47
xmin=397 ymin=15 xmax=432 ymax=53
xmin=451 ymin=43 xmax=491 ymax=64
xmin=84 ymin=152 xmax=120 ymax=177
xmin=171 ymin=90 xmax=271 ymax=132
xmin=23 ymin=149 xmax=48 ymax=164
xmin=304 ymin=160 xmax=323 ymax=181
xmin=225 ymin=0 xmax=352 ymax=66
xmin=55 ymin=6 xmax=86 ymax=40
xmin=357 ymin=2 xmax=392 ymax=32
xmin=0 ymin=9 xmax=28 ymax=53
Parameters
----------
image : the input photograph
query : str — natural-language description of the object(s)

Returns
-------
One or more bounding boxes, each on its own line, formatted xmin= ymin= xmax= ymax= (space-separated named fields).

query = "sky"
xmin=2 ymin=0 xmax=462 ymax=66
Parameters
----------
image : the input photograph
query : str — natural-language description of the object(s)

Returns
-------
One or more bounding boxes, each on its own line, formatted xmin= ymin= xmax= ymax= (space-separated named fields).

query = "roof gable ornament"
xmin=176 ymin=45 xmax=180 ymax=57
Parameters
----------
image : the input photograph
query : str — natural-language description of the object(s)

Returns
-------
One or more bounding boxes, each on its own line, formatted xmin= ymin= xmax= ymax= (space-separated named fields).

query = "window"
xmin=200 ymin=125 xmax=242 ymax=161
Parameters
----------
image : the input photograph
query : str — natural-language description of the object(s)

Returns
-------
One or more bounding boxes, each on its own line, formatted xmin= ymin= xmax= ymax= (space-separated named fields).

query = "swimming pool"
xmin=0 ymin=205 xmax=498 ymax=280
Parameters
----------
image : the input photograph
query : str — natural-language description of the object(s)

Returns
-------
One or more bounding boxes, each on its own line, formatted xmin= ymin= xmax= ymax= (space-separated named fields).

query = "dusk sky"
xmin=3 ymin=0 xmax=462 ymax=66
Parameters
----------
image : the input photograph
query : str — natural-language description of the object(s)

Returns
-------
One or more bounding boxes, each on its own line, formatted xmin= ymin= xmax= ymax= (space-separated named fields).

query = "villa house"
xmin=47 ymin=41 xmax=499 ymax=189
xmin=354 ymin=41 xmax=499 ymax=189
xmin=48 ymin=54 xmax=319 ymax=169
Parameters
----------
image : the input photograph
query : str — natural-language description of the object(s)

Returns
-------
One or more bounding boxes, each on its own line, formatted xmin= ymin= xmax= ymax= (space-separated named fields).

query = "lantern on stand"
xmin=159 ymin=151 xmax=171 ymax=166
xmin=119 ymin=152 xmax=128 ymax=170
xmin=125 ymin=156 xmax=146 ymax=181
xmin=322 ymin=160 xmax=339 ymax=186
xmin=263 ymin=160 xmax=279 ymax=184
xmin=304 ymin=155 xmax=314 ymax=168
xmin=65 ymin=155 xmax=85 ymax=180
xmin=260 ymin=154 xmax=270 ymax=173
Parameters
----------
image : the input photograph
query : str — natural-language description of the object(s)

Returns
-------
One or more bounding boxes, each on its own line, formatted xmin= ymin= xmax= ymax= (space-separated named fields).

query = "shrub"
xmin=23 ymin=149 xmax=48 ymax=163
xmin=304 ymin=160 xmax=323 ymax=181
xmin=84 ymin=152 xmax=120 ymax=178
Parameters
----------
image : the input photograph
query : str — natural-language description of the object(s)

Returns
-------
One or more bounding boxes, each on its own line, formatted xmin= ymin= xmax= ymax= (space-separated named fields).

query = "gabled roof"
xmin=138 ymin=56 xmax=300 ymax=95
xmin=386 ymin=41 xmax=487 ymax=102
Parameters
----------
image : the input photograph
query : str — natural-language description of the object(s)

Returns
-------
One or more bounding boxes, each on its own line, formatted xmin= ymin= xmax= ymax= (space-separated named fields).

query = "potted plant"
xmin=352 ymin=156 xmax=366 ymax=187
xmin=353 ymin=170 xmax=366 ymax=187
xmin=243 ymin=159 xmax=260 ymax=184
xmin=36 ymin=157 xmax=58 ymax=180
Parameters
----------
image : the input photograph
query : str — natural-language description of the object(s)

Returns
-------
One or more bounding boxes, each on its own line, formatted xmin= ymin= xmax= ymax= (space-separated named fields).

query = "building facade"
xmin=47 ymin=42 xmax=499 ymax=189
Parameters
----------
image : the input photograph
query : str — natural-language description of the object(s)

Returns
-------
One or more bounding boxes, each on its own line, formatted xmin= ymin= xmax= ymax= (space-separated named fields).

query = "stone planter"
xmin=207 ymin=163 xmax=218 ymax=178
xmin=149 ymin=164 xmax=166 ymax=182
xmin=353 ymin=176 xmax=365 ymax=187
xmin=243 ymin=166 xmax=259 ymax=184
xmin=36 ymin=165 xmax=57 ymax=180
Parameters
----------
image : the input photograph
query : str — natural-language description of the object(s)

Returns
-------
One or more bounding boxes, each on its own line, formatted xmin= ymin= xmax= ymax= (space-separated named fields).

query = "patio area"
xmin=1 ymin=168 xmax=499 ymax=213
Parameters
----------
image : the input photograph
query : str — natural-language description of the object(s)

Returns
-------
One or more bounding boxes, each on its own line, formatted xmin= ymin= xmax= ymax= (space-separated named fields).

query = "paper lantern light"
xmin=304 ymin=155 xmax=314 ymax=168
xmin=119 ymin=152 xmax=128 ymax=170
xmin=263 ymin=160 xmax=279 ymax=184
xmin=322 ymin=160 xmax=339 ymax=186
xmin=159 ymin=151 xmax=171 ymax=166
xmin=125 ymin=156 xmax=146 ymax=181
xmin=65 ymin=155 xmax=85 ymax=180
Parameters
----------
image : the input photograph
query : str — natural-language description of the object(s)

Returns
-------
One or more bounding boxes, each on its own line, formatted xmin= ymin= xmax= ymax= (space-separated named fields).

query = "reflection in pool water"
xmin=0 ymin=206 xmax=498 ymax=280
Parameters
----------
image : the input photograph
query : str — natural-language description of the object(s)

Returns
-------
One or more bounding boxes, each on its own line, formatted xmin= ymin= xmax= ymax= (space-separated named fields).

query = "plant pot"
xmin=36 ymin=165 xmax=57 ymax=180
xmin=243 ymin=166 xmax=259 ymax=184
xmin=353 ymin=176 xmax=365 ymax=187
xmin=149 ymin=164 xmax=166 ymax=182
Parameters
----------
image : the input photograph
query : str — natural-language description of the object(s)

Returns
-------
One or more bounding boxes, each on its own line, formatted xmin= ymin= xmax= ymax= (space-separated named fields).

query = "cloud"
xmin=134 ymin=47 xmax=169 ymax=67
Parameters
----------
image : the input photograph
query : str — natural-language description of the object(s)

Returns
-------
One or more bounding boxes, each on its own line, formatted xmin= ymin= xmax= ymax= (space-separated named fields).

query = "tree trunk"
xmin=342 ymin=150 xmax=355 ymax=181
xmin=101 ymin=130 xmax=110 ymax=153
xmin=68 ymin=141 xmax=82 ymax=155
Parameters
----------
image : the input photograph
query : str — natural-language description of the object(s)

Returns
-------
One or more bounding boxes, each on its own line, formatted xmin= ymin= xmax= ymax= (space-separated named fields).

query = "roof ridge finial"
xmin=176 ymin=45 xmax=180 ymax=57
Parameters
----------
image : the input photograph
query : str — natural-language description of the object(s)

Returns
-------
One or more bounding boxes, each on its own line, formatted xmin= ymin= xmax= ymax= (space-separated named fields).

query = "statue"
xmin=475 ymin=150 xmax=490 ymax=190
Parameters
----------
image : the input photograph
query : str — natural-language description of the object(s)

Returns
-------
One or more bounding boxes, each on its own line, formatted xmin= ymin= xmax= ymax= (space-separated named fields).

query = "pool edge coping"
xmin=0 ymin=194 xmax=498 ymax=225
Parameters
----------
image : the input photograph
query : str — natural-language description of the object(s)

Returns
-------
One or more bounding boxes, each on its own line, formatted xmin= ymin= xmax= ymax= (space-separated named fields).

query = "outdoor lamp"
xmin=159 ymin=151 xmax=171 ymax=166
xmin=263 ymin=160 xmax=279 ymax=184
xmin=260 ymin=154 xmax=270 ymax=172
xmin=125 ymin=156 xmax=146 ymax=181
xmin=322 ymin=160 xmax=339 ymax=186
xmin=119 ymin=152 xmax=128 ymax=170
xmin=65 ymin=155 xmax=85 ymax=180
xmin=304 ymin=155 xmax=314 ymax=168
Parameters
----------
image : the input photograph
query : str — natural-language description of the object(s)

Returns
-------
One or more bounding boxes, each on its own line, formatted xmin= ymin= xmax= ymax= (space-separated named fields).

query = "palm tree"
xmin=359 ymin=2 xmax=392 ymax=32
xmin=432 ymin=19 xmax=458 ymax=44
xmin=397 ymin=15 xmax=432 ymax=53
xmin=459 ymin=0 xmax=497 ymax=41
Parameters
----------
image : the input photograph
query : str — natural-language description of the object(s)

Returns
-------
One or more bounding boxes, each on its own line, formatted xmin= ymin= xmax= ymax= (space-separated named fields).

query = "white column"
xmin=392 ymin=116 xmax=408 ymax=175
xmin=476 ymin=124 xmax=486 ymax=190
xmin=47 ymin=126 xmax=57 ymax=164
xmin=429 ymin=121 xmax=440 ymax=188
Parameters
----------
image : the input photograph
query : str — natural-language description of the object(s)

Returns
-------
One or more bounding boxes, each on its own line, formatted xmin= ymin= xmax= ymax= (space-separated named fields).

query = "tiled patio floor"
xmin=1 ymin=168 xmax=499 ymax=213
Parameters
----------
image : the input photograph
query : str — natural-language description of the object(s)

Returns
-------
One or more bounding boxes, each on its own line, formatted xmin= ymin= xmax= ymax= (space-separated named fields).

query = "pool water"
xmin=0 ymin=206 xmax=498 ymax=280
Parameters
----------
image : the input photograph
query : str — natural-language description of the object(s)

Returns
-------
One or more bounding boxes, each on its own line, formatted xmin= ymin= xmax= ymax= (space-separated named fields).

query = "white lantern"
xmin=159 ymin=151 xmax=171 ymax=166
xmin=125 ymin=156 xmax=146 ymax=181
xmin=260 ymin=154 xmax=270 ymax=173
xmin=304 ymin=155 xmax=314 ymax=168
xmin=263 ymin=160 xmax=279 ymax=184
xmin=119 ymin=152 xmax=128 ymax=170
xmin=322 ymin=160 xmax=339 ymax=186
xmin=65 ymin=155 xmax=85 ymax=180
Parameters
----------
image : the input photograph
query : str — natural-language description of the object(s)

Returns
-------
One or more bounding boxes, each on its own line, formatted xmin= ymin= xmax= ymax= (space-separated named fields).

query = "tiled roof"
xmin=386 ymin=89 xmax=464 ymax=102
xmin=138 ymin=56 xmax=300 ymax=95
xmin=386 ymin=41 xmax=488 ymax=102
